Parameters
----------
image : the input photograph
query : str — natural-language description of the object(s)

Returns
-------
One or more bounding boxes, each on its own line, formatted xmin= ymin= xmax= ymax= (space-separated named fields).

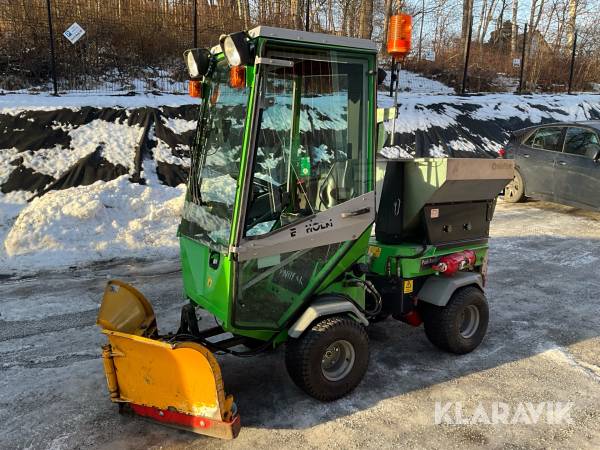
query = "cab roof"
xmin=210 ymin=26 xmax=378 ymax=54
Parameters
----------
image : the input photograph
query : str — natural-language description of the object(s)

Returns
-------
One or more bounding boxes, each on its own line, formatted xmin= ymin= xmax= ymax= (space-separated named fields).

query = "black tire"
xmin=285 ymin=315 xmax=369 ymax=401
xmin=504 ymin=169 xmax=525 ymax=203
xmin=420 ymin=286 xmax=489 ymax=354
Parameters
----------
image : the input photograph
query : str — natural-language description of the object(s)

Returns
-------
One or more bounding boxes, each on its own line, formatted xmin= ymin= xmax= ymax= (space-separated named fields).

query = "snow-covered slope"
xmin=378 ymin=93 xmax=600 ymax=158
xmin=1 ymin=92 xmax=599 ymax=273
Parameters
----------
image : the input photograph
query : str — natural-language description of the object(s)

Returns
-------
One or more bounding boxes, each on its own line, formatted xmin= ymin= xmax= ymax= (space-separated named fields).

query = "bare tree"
xmin=291 ymin=0 xmax=304 ymax=29
xmin=510 ymin=0 xmax=519 ymax=53
xmin=566 ymin=0 xmax=578 ymax=47
xmin=359 ymin=0 xmax=375 ymax=39
xmin=461 ymin=0 xmax=474 ymax=47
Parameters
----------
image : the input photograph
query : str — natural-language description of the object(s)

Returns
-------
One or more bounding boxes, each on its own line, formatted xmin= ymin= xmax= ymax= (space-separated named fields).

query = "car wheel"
xmin=504 ymin=169 xmax=525 ymax=203
xmin=285 ymin=315 xmax=369 ymax=401
xmin=420 ymin=286 xmax=489 ymax=354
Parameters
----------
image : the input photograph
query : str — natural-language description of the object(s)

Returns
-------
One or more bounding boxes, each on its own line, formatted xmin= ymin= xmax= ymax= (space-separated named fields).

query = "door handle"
xmin=558 ymin=161 xmax=567 ymax=166
xmin=341 ymin=207 xmax=371 ymax=218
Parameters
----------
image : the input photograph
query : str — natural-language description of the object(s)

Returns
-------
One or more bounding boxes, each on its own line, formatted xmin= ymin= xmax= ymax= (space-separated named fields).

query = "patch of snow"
xmin=200 ymin=174 xmax=237 ymax=206
xmin=381 ymin=69 xmax=454 ymax=94
xmin=2 ymin=176 xmax=185 ymax=272
xmin=379 ymin=146 xmax=414 ymax=159
xmin=0 ymin=93 xmax=195 ymax=115
xmin=20 ymin=120 xmax=144 ymax=177
xmin=147 ymin=126 xmax=190 ymax=167
xmin=161 ymin=117 xmax=197 ymax=134
xmin=378 ymin=95 xmax=464 ymax=134
xmin=312 ymin=144 xmax=333 ymax=163
xmin=0 ymin=148 xmax=20 ymax=185
xmin=447 ymin=137 xmax=477 ymax=152
xmin=428 ymin=144 xmax=449 ymax=157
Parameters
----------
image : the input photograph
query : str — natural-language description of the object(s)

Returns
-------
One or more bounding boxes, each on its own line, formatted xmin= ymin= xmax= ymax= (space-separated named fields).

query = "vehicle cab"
xmin=179 ymin=27 xmax=378 ymax=338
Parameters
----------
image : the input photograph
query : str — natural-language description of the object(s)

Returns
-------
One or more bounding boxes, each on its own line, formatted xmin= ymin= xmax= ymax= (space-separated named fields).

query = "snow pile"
xmin=2 ymin=176 xmax=185 ymax=272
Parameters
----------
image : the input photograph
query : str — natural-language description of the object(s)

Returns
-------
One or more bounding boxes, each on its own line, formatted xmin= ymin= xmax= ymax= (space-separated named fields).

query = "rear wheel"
xmin=285 ymin=316 xmax=369 ymax=401
xmin=504 ymin=169 xmax=525 ymax=203
xmin=421 ymin=286 xmax=489 ymax=354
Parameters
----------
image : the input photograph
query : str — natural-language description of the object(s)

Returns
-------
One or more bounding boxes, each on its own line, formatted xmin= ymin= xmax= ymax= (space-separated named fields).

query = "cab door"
xmin=231 ymin=48 xmax=376 ymax=330
xmin=554 ymin=126 xmax=600 ymax=209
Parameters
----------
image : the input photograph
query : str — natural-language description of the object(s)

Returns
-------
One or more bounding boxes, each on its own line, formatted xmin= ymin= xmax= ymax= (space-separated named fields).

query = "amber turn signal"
xmin=189 ymin=80 xmax=202 ymax=98
xmin=230 ymin=66 xmax=245 ymax=89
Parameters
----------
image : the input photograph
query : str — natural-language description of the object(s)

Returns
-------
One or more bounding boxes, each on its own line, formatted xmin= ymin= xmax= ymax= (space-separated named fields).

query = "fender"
xmin=418 ymin=272 xmax=483 ymax=307
xmin=287 ymin=297 xmax=369 ymax=338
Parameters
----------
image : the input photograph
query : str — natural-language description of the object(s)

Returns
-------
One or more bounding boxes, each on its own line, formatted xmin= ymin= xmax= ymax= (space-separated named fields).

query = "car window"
xmin=563 ymin=127 xmax=599 ymax=157
xmin=524 ymin=127 xmax=563 ymax=151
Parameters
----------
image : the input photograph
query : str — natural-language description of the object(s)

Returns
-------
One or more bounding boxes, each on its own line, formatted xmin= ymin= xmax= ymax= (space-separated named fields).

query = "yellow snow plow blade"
xmin=97 ymin=280 xmax=240 ymax=440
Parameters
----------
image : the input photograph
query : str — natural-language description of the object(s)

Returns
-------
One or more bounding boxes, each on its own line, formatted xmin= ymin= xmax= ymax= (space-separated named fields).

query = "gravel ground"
xmin=1 ymin=199 xmax=599 ymax=450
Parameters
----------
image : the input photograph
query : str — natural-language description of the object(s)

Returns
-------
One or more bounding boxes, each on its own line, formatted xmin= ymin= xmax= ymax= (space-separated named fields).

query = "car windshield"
xmin=179 ymin=57 xmax=249 ymax=251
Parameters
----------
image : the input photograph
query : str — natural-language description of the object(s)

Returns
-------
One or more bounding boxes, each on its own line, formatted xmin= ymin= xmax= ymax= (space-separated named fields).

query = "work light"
xmin=220 ymin=32 xmax=253 ymax=67
xmin=183 ymin=48 xmax=211 ymax=80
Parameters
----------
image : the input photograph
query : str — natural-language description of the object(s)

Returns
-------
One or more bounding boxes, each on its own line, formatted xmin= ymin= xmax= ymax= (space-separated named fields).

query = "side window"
xmin=524 ymin=127 xmax=563 ymax=152
xmin=563 ymin=127 xmax=599 ymax=157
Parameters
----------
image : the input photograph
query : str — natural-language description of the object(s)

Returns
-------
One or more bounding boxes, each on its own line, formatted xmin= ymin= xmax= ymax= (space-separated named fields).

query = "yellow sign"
xmin=368 ymin=246 xmax=382 ymax=258
xmin=403 ymin=279 xmax=414 ymax=294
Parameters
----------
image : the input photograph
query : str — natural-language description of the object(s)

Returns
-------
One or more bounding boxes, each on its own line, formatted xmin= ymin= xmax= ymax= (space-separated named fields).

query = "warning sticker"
xmin=368 ymin=246 xmax=381 ymax=258
xmin=430 ymin=208 xmax=439 ymax=219
xmin=403 ymin=279 xmax=414 ymax=294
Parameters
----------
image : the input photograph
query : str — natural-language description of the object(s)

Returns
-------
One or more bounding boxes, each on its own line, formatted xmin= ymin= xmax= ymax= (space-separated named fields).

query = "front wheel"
xmin=504 ymin=169 xmax=525 ymax=203
xmin=285 ymin=316 xmax=369 ymax=401
xmin=421 ymin=286 xmax=489 ymax=354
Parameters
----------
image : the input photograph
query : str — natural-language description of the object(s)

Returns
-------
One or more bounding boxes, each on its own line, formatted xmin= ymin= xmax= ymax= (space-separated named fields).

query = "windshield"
xmin=179 ymin=58 xmax=250 ymax=251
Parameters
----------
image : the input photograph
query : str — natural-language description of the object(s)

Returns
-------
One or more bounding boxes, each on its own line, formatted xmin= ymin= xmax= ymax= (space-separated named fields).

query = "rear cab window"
xmin=524 ymin=127 xmax=563 ymax=152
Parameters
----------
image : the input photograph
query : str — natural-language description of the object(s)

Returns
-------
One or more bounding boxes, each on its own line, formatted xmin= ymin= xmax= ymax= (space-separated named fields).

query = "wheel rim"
xmin=459 ymin=305 xmax=480 ymax=339
xmin=506 ymin=174 xmax=521 ymax=199
xmin=321 ymin=339 xmax=355 ymax=382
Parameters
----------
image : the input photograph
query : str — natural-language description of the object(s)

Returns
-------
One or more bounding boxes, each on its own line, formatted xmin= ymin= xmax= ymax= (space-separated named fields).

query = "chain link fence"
xmin=0 ymin=0 xmax=244 ymax=94
xmin=398 ymin=18 xmax=599 ymax=95
xmin=1 ymin=1 xmax=598 ymax=95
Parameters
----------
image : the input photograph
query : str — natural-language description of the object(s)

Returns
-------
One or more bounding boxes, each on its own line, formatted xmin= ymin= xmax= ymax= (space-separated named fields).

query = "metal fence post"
xmin=460 ymin=15 xmax=473 ymax=95
xmin=517 ymin=23 xmax=527 ymax=94
xmin=568 ymin=30 xmax=577 ymax=94
xmin=45 ymin=0 xmax=58 ymax=96
xmin=193 ymin=0 xmax=198 ymax=47
xmin=389 ymin=60 xmax=395 ymax=97
xmin=305 ymin=0 xmax=310 ymax=31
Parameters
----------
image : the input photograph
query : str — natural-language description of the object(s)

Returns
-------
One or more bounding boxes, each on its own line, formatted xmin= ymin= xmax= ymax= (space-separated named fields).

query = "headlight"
xmin=186 ymin=51 xmax=200 ymax=77
xmin=219 ymin=32 xmax=253 ymax=67
xmin=223 ymin=36 xmax=242 ymax=66
xmin=183 ymin=48 xmax=211 ymax=80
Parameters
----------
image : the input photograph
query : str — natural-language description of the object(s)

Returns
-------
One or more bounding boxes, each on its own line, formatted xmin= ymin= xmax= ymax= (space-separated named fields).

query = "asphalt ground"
xmin=1 ymin=199 xmax=599 ymax=449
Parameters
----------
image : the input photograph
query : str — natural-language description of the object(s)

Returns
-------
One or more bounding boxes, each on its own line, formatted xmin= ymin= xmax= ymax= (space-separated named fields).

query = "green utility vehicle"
xmin=97 ymin=26 xmax=514 ymax=439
